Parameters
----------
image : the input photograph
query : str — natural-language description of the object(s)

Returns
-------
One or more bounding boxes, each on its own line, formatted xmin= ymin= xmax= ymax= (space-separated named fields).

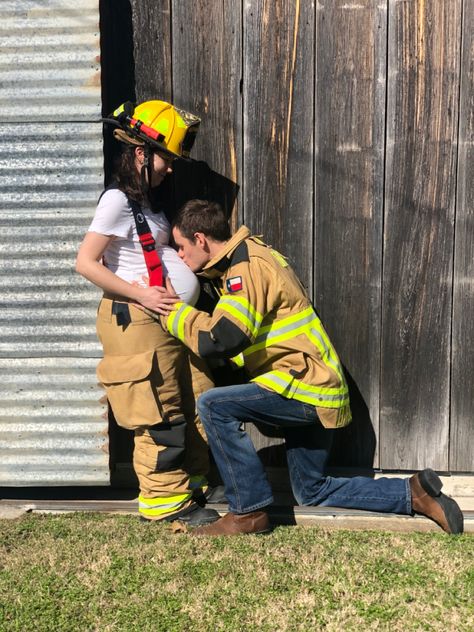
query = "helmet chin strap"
xmin=140 ymin=144 xmax=152 ymax=197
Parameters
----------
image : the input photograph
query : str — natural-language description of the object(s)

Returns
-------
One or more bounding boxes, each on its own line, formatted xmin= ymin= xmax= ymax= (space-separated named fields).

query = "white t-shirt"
xmin=88 ymin=188 xmax=200 ymax=305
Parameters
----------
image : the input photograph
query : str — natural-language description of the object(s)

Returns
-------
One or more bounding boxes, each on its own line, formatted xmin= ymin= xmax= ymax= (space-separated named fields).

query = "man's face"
xmin=173 ymin=226 xmax=210 ymax=272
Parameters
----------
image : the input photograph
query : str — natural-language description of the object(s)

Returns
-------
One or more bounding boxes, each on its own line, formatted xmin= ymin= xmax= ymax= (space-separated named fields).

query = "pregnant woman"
xmin=76 ymin=100 xmax=218 ymax=526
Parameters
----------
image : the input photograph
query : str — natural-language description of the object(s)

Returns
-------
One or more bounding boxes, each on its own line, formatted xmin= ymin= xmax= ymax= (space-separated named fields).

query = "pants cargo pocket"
xmin=96 ymin=350 xmax=163 ymax=430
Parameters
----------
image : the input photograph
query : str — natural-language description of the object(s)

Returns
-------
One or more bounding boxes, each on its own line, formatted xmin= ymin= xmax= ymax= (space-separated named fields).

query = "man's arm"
xmin=161 ymin=259 xmax=268 ymax=359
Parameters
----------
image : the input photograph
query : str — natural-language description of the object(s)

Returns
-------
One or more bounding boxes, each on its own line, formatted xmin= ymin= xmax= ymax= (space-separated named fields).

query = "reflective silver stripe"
xmin=243 ymin=307 xmax=344 ymax=381
xmin=217 ymin=296 xmax=263 ymax=335
xmin=308 ymin=327 xmax=345 ymax=382
xmin=250 ymin=308 xmax=316 ymax=350
xmin=169 ymin=303 xmax=192 ymax=341
xmin=294 ymin=382 xmax=349 ymax=403
xmin=139 ymin=500 xmax=183 ymax=511
xmin=253 ymin=371 xmax=349 ymax=406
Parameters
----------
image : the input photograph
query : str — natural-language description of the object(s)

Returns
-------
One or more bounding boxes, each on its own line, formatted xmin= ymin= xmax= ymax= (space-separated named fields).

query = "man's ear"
xmin=194 ymin=232 xmax=208 ymax=250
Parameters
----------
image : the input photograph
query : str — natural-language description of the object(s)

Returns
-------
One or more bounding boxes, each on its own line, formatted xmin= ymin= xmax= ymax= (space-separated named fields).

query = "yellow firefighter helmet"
xmin=107 ymin=100 xmax=200 ymax=159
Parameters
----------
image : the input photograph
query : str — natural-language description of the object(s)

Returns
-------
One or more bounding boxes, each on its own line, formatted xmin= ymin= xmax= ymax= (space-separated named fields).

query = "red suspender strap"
xmin=137 ymin=231 xmax=163 ymax=287
xmin=128 ymin=197 xmax=164 ymax=287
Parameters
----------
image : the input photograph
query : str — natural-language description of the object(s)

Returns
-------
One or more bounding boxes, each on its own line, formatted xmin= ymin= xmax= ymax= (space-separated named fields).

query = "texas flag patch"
xmin=226 ymin=276 xmax=243 ymax=292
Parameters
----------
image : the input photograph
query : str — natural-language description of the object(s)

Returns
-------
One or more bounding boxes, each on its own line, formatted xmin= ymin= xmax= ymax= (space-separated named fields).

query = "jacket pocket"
xmin=97 ymin=350 xmax=163 ymax=430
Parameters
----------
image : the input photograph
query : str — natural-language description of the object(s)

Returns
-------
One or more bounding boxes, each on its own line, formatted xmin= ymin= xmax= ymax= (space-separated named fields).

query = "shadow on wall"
xmin=250 ymin=367 xmax=377 ymax=475
xmin=327 ymin=367 xmax=377 ymax=472
xmin=99 ymin=0 xmax=136 ymax=185
xmin=151 ymin=159 xmax=240 ymax=223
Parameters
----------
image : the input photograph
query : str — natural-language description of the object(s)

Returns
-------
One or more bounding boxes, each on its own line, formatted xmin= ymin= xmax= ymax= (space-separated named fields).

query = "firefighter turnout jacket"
xmin=163 ymin=226 xmax=352 ymax=429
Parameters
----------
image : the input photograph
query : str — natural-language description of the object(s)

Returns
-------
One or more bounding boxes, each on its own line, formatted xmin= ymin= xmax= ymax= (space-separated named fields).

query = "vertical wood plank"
xmin=315 ymin=1 xmax=387 ymax=468
xmin=171 ymin=0 xmax=242 ymax=222
xmin=130 ymin=0 xmax=172 ymax=102
xmin=242 ymin=0 xmax=314 ymax=457
xmin=381 ymin=0 xmax=461 ymax=470
xmin=451 ymin=0 xmax=474 ymax=472
xmin=243 ymin=0 xmax=314 ymax=291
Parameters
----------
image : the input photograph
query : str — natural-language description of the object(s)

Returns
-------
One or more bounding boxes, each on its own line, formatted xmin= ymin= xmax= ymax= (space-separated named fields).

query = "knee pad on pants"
xmin=148 ymin=418 xmax=187 ymax=472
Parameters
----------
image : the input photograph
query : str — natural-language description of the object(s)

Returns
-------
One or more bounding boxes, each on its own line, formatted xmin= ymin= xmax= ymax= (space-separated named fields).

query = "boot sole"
xmin=418 ymin=468 xmax=443 ymax=496
xmin=187 ymin=516 xmax=221 ymax=527
xmin=418 ymin=469 xmax=464 ymax=534
xmin=435 ymin=494 xmax=464 ymax=535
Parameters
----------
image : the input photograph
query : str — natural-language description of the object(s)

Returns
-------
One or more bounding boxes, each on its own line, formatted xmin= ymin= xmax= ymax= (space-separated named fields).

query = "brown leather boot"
xmin=192 ymin=511 xmax=272 ymax=536
xmin=410 ymin=469 xmax=464 ymax=534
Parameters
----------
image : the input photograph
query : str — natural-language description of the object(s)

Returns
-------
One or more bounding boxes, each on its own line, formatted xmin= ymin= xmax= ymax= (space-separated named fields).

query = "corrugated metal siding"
xmin=0 ymin=358 xmax=108 ymax=485
xmin=0 ymin=1 xmax=101 ymax=121
xmin=0 ymin=0 xmax=108 ymax=485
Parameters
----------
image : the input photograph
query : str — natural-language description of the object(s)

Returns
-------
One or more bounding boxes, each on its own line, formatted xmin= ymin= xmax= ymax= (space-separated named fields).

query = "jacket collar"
xmin=200 ymin=225 xmax=251 ymax=279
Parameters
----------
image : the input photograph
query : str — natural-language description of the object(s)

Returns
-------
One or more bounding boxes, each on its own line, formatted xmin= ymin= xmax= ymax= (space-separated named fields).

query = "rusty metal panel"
xmin=0 ymin=0 xmax=108 ymax=486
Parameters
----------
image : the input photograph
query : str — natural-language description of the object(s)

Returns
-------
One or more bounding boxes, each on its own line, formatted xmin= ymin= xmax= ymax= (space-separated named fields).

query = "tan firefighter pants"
xmin=96 ymin=297 xmax=214 ymax=520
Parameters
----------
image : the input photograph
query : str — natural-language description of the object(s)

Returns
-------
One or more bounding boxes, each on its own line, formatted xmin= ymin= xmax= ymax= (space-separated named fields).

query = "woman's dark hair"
xmin=173 ymin=200 xmax=231 ymax=242
xmin=113 ymin=144 xmax=148 ymax=204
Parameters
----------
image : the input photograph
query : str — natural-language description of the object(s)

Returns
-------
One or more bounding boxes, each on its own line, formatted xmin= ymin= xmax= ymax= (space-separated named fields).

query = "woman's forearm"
xmin=76 ymin=231 xmax=178 ymax=313
xmin=76 ymin=253 xmax=178 ymax=314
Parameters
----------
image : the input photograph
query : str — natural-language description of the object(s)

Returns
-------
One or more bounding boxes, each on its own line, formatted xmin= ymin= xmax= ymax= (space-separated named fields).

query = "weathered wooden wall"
xmin=105 ymin=0 xmax=473 ymax=474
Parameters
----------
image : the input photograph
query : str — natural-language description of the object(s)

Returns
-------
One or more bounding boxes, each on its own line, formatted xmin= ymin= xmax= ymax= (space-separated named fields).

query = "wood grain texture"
xmin=243 ymin=0 xmax=314 ymax=291
xmin=171 ymin=0 xmax=242 ymax=223
xmin=118 ymin=0 xmax=473 ymax=474
xmin=381 ymin=0 xmax=461 ymax=470
xmin=315 ymin=1 xmax=387 ymax=468
xmin=131 ymin=0 xmax=172 ymax=102
xmin=241 ymin=0 xmax=314 ymax=456
xmin=450 ymin=0 xmax=474 ymax=472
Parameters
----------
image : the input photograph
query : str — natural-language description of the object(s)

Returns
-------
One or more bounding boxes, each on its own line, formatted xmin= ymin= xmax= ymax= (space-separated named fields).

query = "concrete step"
xmin=0 ymin=497 xmax=472 ymax=534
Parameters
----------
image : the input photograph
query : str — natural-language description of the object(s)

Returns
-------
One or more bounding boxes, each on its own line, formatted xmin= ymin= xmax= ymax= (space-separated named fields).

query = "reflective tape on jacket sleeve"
xmin=167 ymin=302 xmax=194 ymax=342
xmin=230 ymin=352 xmax=245 ymax=367
xmin=215 ymin=295 xmax=263 ymax=339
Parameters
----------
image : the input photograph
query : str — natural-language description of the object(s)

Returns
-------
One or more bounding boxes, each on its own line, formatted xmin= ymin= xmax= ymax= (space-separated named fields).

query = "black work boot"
xmin=410 ymin=468 xmax=464 ymax=534
xmin=193 ymin=485 xmax=228 ymax=507
xmin=205 ymin=485 xmax=228 ymax=504
xmin=140 ymin=502 xmax=220 ymax=527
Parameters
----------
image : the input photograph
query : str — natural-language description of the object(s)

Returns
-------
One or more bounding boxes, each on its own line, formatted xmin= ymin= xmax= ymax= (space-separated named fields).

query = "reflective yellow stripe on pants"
xmin=138 ymin=492 xmax=192 ymax=518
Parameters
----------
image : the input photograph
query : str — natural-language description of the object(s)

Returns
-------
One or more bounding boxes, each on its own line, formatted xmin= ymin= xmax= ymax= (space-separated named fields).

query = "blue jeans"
xmin=197 ymin=383 xmax=411 ymax=515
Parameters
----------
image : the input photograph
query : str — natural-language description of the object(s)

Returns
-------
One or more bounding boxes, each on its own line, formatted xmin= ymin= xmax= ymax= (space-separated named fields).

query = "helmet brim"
xmin=103 ymin=118 xmax=193 ymax=161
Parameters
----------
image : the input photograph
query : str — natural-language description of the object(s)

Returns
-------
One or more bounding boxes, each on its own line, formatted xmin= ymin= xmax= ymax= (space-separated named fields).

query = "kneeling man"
xmin=156 ymin=199 xmax=463 ymax=536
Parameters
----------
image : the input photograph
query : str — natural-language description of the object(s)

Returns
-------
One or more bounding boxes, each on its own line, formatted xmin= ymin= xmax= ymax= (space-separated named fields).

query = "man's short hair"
xmin=173 ymin=199 xmax=231 ymax=242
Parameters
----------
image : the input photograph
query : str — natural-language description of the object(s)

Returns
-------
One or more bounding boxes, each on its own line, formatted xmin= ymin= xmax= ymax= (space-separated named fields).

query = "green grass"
xmin=0 ymin=513 xmax=472 ymax=631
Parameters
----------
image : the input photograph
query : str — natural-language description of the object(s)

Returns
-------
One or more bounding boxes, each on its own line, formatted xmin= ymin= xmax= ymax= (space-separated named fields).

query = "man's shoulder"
xmin=230 ymin=240 xmax=250 ymax=265
xmin=228 ymin=239 xmax=269 ymax=269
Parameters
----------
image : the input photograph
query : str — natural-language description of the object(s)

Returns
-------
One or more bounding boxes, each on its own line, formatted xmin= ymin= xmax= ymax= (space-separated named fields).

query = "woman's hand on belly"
xmin=133 ymin=284 xmax=179 ymax=315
